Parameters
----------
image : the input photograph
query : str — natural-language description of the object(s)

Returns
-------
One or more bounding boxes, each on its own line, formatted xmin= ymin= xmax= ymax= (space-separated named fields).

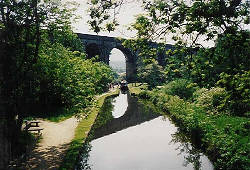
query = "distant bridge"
xmin=77 ymin=33 xmax=173 ymax=82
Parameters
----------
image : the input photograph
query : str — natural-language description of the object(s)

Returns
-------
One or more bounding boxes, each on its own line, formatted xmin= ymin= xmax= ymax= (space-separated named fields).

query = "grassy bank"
xmin=24 ymin=107 xmax=81 ymax=123
xmin=128 ymin=83 xmax=148 ymax=94
xmin=131 ymin=85 xmax=249 ymax=170
xmin=59 ymin=89 xmax=119 ymax=170
xmin=45 ymin=108 xmax=76 ymax=122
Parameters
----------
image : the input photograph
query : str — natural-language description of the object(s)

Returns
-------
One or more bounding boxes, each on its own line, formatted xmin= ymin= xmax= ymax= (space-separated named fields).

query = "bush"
xmin=36 ymin=43 xmax=115 ymax=114
xmin=194 ymin=87 xmax=228 ymax=115
xmin=138 ymin=89 xmax=250 ymax=170
xmin=162 ymin=79 xmax=198 ymax=100
xmin=190 ymin=31 xmax=250 ymax=88
xmin=217 ymin=71 xmax=250 ymax=117
xmin=138 ymin=90 xmax=151 ymax=99
xmin=137 ymin=59 xmax=166 ymax=89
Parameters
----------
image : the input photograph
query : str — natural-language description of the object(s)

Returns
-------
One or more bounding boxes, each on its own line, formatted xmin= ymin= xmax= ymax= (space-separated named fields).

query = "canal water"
xmin=77 ymin=92 xmax=214 ymax=170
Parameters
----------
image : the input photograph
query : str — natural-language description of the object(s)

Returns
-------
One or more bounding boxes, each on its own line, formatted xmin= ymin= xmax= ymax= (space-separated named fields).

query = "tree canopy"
xmin=88 ymin=0 xmax=249 ymax=45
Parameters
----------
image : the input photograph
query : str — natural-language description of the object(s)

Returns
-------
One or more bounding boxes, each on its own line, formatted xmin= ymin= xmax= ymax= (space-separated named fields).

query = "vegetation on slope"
xmin=0 ymin=1 xmax=116 ymax=166
xmin=60 ymin=90 xmax=119 ymax=170
xmin=136 ymin=80 xmax=249 ymax=170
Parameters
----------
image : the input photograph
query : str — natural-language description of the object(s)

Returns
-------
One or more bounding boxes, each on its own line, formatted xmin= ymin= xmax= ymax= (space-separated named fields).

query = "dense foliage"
xmin=137 ymin=59 xmax=165 ymax=89
xmin=161 ymin=79 xmax=198 ymax=100
xmin=165 ymin=31 xmax=250 ymax=117
xmin=0 ymin=0 xmax=249 ymax=168
xmin=138 ymin=85 xmax=250 ymax=170
xmin=37 ymin=42 xmax=115 ymax=114
xmin=0 ymin=0 xmax=115 ymax=167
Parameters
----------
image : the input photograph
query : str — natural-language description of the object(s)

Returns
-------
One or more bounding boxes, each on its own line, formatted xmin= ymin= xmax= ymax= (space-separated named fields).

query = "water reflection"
xmin=77 ymin=93 xmax=213 ymax=170
xmin=170 ymin=130 xmax=213 ymax=170
xmin=91 ymin=92 xmax=159 ymax=140
xmin=112 ymin=92 xmax=128 ymax=118
xmin=78 ymin=143 xmax=92 ymax=170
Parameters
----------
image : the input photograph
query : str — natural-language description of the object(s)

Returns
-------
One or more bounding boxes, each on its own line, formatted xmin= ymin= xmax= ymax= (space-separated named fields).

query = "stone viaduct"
xmin=77 ymin=33 xmax=173 ymax=82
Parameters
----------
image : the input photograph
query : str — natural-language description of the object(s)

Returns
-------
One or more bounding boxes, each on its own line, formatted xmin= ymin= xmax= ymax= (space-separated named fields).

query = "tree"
xmin=137 ymin=59 xmax=165 ymax=89
xmin=0 ymin=0 xmax=80 ymax=167
xmin=0 ymin=1 xmax=42 ymax=165
xmin=88 ymin=0 xmax=249 ymax=45
xmin=87 ymin=0 xmax=249 ymax=71
xmin=87 ymin=0 xmax=123 ymax=33
xmin=88 ymin=0 xmax=250 ymax=118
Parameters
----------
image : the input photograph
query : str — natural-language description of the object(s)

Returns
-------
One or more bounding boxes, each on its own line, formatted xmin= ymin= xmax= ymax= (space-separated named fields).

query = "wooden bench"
xmin=25 ymin=120 xmax=41 ymax=127
xmin=29 ymin=121 xmax=41 ymax=127
xmin=24 ymin=121 xmax=43 ymax=134
xmin=27 ymin=128 xmax=44 ymax=134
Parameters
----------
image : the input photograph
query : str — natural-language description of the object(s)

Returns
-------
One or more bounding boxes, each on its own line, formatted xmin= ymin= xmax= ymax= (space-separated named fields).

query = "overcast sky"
xmin=71 ymin=0 xmax=217 ymax=46
xmin=70 ymin=0 xmax=145 ymax=62
xmin=69 ymin=0 xmax=249 ymax=61
xmin=72 ymin=0 xmax=144 ymax=39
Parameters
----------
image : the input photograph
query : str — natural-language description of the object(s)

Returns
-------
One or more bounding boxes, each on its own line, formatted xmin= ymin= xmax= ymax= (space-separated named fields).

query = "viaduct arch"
xmin=77 ymin=33 xmax=173 ymax=82
xmin=77 ymin=33 xmax=137 ymax=82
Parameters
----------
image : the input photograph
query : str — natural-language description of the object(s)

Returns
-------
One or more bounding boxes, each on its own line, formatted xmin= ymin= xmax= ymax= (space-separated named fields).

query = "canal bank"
xmin=76 ymin=89 xmax=214 ymax=170
xmin=60 ymin=89 xmax=119 ymax=170
xmin=132 ymin=85 xmax=249 ymax=170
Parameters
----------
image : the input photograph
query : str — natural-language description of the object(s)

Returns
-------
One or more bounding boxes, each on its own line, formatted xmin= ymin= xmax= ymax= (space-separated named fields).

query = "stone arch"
xmin=77 ymin=33 xmax=174 ymax=82
xmin=108 ymin=45 xmax=137 ymax=82
xmin=77 ymin=33 xmax=140 ymax=82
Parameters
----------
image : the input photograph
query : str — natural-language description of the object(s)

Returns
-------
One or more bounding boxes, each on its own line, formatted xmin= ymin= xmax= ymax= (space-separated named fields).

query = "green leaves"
xmin=217 ymin=71 xmax=250 ymax=117
xmin=131 ymin=15 xmax=153 ymax=38
xmin=162 ymin=79 xmax=198 ymax=100
xmin=87 ymin=0 xmax=120 ymax=33
xmin=106 ymin=21 xmax=119 ymax=32
xmin=139 ymin=84 xmax=250 ymax=170
xmin=137 ymin=59 xmax=166 ymax=89
xmin=87 ymin=0 xmax=249 ymax=46
xmin=38 ymin=43 xmax=115 ymax=114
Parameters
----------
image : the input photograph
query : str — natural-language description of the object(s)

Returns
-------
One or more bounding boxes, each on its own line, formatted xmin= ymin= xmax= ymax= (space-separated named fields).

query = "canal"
xmin=77 ymin=92 xmax=214 ymax=170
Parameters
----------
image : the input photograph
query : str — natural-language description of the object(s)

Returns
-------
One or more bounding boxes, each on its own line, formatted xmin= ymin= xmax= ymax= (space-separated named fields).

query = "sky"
xmin=71 ymin=0 xmax=145 ymax=63
xmin=70 ymin=0 xmax=249 ymax=62
xmin=72 ymin=0 xmax=144 ymax=38
xmin=72 ymin=0 xmax=250 ymax=39
xmin=110 ymin=48 xmax=126 ymax=62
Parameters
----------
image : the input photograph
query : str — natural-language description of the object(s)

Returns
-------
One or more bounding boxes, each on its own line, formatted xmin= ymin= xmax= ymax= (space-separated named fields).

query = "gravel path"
xmin=25 ymin=88 xmax=117 ymax=169
xmin=26 ymin=117 xmax=79 ymax=169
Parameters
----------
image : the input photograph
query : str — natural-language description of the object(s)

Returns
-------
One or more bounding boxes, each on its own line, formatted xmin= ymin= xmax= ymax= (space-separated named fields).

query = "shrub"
xmin=192 ymin=88 xmax=208 ymax=99
xmin=138 ymin=90 xmax=151 ymax=99
xmin=138 ymin=89 xmax=250 ymax=169
xmin=137 ymin=59 xmax=166 ymax=89
xmin=194 ymin=87 xmax=228 ymax=115
xmin=37 ymin=43 xmax=115 ymax=114
xmin=162 ymin=79 xmax=198 ymax=100
xmin=217 ymin=71 xmax=250 ymax=117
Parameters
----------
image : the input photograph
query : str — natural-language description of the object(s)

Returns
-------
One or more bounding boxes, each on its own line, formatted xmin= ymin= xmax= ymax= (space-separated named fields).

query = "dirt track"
xmin=26 ymin=117 xmax=78 ymax=169
xmin=25 ymin=88 xmax=117 ymax=169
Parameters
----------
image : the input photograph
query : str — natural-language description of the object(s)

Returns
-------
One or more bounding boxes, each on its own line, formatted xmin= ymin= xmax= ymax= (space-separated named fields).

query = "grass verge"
xmin=45 ymin=107 xmax=76 ymax=122
xmin=59 ymin=89 xmax=119 ymax=170
xmin=24 ymin=107 xmax=76 ymax=123
xmin=128 ymin=83 xmax=148 ymax=94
